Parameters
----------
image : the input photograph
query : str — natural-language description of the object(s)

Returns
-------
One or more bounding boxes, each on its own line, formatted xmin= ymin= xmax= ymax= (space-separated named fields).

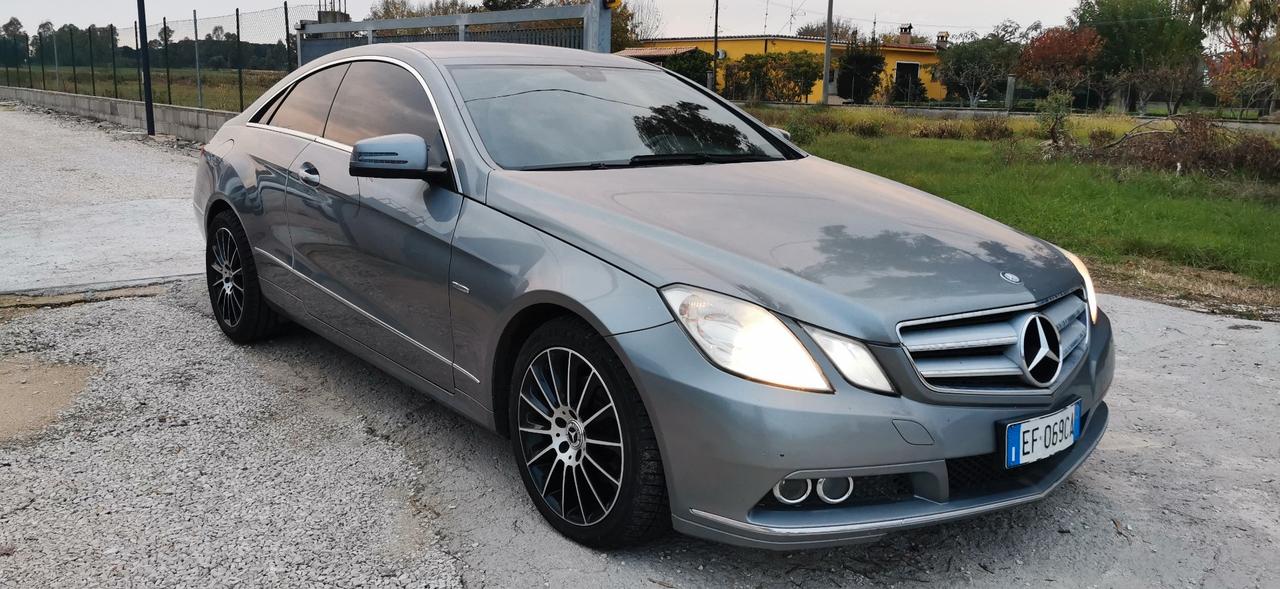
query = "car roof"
xmin=405 ymin=41 xmax=658 ymax=68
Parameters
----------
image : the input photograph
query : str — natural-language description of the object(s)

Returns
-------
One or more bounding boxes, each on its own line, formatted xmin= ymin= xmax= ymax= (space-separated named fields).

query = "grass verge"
xmin=802 ymin=134 xmax=1280 ymax=314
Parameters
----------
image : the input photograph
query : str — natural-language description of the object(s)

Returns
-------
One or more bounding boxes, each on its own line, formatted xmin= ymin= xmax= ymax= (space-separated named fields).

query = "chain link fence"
xmin=0 ymin=4 xmax=318 ymax=112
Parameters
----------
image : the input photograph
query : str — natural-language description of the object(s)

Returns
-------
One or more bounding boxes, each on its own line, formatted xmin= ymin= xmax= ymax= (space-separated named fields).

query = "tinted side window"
xmin=325 ymin=61 xmax=446 ymax=165
xmin=267 ymin=64 xmax=350 ymax=136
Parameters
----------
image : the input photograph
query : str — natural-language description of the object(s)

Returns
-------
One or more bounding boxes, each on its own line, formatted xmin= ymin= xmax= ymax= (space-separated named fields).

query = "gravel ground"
xmin=0 ymin=103 xmax=202 ymax=293
xmin=0 ymin=282 xmax=1276 ymax=588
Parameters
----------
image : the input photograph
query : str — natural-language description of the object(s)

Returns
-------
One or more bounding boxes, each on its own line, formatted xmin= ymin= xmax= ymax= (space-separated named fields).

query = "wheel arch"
xmin=490 ymin=295 xmax=622 ymax=439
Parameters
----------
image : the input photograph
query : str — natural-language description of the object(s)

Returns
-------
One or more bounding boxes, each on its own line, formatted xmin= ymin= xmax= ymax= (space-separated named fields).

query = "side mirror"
xmin=349 ymin=133 xmax=449 ymax=182
xmin=769 ymin=127 xmax=792 ymax=141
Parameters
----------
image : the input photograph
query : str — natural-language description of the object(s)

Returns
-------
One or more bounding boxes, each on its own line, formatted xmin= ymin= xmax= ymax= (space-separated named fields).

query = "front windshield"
xmin=449 ymin=65 xmax=790 ymax=170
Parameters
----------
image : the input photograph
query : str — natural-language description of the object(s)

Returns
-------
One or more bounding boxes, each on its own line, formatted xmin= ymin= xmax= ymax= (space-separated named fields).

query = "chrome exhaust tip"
xmin=816 ymin=477 xmax=855 ymax=504
xmin=772 ymin=478 xmax=812 ymax=505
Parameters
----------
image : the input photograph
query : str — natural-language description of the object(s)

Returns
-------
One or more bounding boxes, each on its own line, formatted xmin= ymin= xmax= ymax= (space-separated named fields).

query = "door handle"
xmin=299 ymin=162 xmax=321 ymax=187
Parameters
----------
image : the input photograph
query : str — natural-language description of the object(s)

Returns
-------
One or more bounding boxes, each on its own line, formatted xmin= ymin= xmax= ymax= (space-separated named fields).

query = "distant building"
xmin=639 ymin=25 xmax=947 ymax=104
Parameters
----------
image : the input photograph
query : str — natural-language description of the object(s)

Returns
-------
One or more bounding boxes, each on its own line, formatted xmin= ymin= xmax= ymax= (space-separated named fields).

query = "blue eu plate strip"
xmin=1006 ymin=423 xmax=1022 ymax=467
xmin=1073 ymin=401 xmax=1082 ymax=439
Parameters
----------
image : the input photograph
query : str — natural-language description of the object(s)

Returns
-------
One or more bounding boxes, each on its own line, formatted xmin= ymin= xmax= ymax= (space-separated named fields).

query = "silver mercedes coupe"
xmin=193 ymin=42 xmax=1114 ymax=550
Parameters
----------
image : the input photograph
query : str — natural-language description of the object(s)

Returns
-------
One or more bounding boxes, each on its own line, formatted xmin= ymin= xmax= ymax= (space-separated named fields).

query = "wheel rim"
xmin=208 ymin=227 xmax=245 ymax=328
xmin=516 ymin=347 xmax=624 ymax=527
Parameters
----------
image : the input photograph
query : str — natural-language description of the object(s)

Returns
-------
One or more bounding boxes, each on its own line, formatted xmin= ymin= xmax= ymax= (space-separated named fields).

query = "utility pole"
xmin=137 ymin=0 xmax=156 ymax=135
xmin=821 ymin=0 xmax=834 ymax=105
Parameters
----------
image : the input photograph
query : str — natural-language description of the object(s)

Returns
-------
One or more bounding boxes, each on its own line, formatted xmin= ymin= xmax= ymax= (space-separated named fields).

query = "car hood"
xmin=485 ymin=156 xmax=1081 ymax=343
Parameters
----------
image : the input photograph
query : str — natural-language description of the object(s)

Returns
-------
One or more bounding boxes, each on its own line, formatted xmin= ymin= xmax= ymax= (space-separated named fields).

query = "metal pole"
xmin=193 ymin=10 xmax=202 ymax=108
xmin=110 ymin=25 xmax=118 ymax=98
xmin=236 ymin=8 xmax=244 ymax=111
xmin=88 ymin=27 xmax=96 ymax=96
xmin=52 ymin=30 xmax=60 ymax=90
xmin=283 ymin=2 xmax=292 ymax=71
xmin=821 ymin=0 xmax=833 ymax=105
xmin=137 ymin=0 xmax=156 ymax=135
xmin=69 ymin=29 xmax=77 ymax=94
xmin=711 ymin=0 xmax=719 ymax=93
xmin=28 ymin=37 xmax=34 ymax=88
xmin=296 ymin=22 xmax=304 ymax=68
xmin=39 ymin=33 xmax=46 ymax=89
xmin=163 ymin=17 xmax=171 ymax=104
xmin=135 ymin=24 xmax=142 ymax=100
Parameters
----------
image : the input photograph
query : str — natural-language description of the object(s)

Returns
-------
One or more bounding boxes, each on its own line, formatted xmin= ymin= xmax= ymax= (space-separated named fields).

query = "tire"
xmin=508 ymin=317 xmax=670 ymax=549
xmin=206 ymin=209 xmax=286 ymax=343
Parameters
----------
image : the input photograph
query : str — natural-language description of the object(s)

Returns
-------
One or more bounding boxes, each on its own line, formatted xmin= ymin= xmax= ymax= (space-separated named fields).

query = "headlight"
xmin=1059 ymin=249 xmax=1099 ymax=324
xmin=661 ymin=285 xmax=830 ymax=392
xmin=803 ymin=326 xmax=895 ymax=393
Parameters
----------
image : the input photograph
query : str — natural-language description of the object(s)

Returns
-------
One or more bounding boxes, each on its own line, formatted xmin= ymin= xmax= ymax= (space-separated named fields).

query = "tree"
xmin=206 ymin=25 xmax=225 ymax=41
xmin=661 ymin=48 xmax=712 ymax=82
xmin=1184 ymin=0 xmax=1278 ymax=68
xmin=794 ymin=18 xmax=854 ymax=42
xmin=369 ymin=0 xmax=474 ymax=19
xmin=836 ymin=38 xmax=885 ymax=104
xmin=1076 ymin=0 xmax=1205 ymax=111
xmin=482 ymin=0 xmax=541 ymax=10
xmin=723 ymin=51 xmax=823 ymax=103
xmin=931 ymin=22 xmax=1026 ymax=107
xmin=0 ymin=17 xmax=28 ymax=67
xmin=609 ymin=0 xmax=663 ymax=50
xmin=1018 ymin=26 xmax=1104 ymax=92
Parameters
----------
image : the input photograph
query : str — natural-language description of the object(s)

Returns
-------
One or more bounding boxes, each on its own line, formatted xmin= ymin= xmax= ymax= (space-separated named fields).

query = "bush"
xmin=1036 ymin=92 xmax=1074 ymax=148
xmin=972 ymin=117 xmax=1015 ymax=141
xmin=910 ymin=121 xmax=968 ymax=139
xmin=1097 ymin=115 xmax=1280 ymax=180
xmin=848 ymin=119 xmax=885 ymax=137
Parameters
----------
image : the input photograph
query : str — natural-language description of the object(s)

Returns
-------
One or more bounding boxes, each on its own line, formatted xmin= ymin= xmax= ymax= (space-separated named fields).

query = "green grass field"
xmin=1 ymin=66 xmax=285 ymax=112
xmin=802 ymin=134 xmax=1280 ymax=285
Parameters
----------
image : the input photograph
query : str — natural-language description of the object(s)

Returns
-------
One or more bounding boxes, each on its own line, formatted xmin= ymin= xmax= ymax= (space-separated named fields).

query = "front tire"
xmin=206 ymin=210 xmax=285 ymax=343
xmin=508 ymin=317 xmax=670 ymax=548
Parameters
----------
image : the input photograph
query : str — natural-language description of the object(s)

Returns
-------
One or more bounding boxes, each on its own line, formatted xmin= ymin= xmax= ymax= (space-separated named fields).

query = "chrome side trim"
xmin=254 ymin=247 xmax=480 ymax=384
xmin=246 ymin=55 xmax=461 ymax=188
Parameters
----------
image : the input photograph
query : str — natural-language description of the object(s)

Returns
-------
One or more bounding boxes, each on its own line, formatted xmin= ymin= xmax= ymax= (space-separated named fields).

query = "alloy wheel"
xmin=208 ymin=227 xmax=245 ymax=328
xmin=516 ymin=347 xmax=625 ymax=527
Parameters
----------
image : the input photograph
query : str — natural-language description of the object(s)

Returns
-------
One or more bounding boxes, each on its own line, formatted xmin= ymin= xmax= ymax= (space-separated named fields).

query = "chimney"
xmin=898 ymin=24 xmax=913 ymax=45
xmin=936 ymin=31 xmax=950 ymax=49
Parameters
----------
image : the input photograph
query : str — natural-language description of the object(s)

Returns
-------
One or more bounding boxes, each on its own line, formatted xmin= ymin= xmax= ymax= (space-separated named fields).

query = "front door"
xmin=299 ymin=59 xmax=464 ymax=390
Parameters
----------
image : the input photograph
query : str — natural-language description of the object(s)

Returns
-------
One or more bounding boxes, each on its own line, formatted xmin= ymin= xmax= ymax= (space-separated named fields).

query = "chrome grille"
xmin=898 ymin=290 xmax=1090 ymax=394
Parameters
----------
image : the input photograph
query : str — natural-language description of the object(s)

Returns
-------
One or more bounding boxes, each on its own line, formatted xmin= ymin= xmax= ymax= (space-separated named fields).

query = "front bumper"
xmin=610 ymin=310 xmax=1115 ymax=550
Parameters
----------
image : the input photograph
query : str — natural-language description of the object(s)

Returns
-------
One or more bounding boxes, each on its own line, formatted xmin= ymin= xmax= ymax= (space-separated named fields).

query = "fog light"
xmin=816 ymin=477 xmax=854 ymax=504
xmin=772 ymin=479 xmax=812 ymax=505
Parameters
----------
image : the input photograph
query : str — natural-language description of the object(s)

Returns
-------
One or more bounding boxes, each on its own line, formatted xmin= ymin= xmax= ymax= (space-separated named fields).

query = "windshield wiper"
xmin=628 ymin=153 xmax=783 ymax=166
xmin=517 ymin=153 xmax=783 ymax=172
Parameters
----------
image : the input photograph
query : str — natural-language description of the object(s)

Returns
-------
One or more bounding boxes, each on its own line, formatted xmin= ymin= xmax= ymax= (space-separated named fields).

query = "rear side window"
xmin=267 ymin=63 xmax=350 ymax=137
xmin=325 ymin=61 xmax=446 ymax=165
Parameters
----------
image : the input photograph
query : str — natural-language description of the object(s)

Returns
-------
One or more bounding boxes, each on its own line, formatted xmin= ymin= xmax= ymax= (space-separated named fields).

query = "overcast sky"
xmin=2 ymin=0 xmax=1078 ymax=40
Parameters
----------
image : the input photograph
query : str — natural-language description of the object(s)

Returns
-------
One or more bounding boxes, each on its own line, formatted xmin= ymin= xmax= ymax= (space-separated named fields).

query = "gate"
xmin=297 ymin=4 xmax=612 ymax=66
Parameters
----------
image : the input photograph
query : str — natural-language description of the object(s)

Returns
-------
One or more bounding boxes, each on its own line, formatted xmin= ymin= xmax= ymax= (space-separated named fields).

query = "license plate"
xmin=1004 ymin=401 xmax=1081 ymax=468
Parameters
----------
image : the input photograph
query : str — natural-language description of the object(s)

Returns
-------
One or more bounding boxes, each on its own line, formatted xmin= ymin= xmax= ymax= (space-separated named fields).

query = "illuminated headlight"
xmin=1059 ymin=249 xmax=1099 ymax=324
xmin=661 ymin=285 xmax=830 ymax=392
xmin=803 ymin=326 xmax=895 ymax=393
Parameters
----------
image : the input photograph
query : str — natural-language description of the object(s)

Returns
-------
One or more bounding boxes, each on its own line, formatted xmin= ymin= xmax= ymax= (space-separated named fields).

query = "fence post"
xmin=88 ymin=27 xmax=97 ymax=96
xmin=134 ymin=24 xmax=142 ymax=100
xmin=39 ymin=33 xmax=46 ymax=89
xmin=52 ymin=30 xmax=60 ymax=90
xmin=136 ymin=0 xmax=156 ymax=135
xmin=193 ymin=10 xmax=202 ymax=108
xmin=283 ymin=2 xmax=292 ymax=71
xmin=110 ymin=25 xmax=118 ymax=98
xmin=1005 ymin=75 xmax=1016 ymax=112
xmin=163 ymin=17 xmax=171 ymax=104
xmin=69 ymin=29 xmax=78 ymax=94
xmin=296 ymin=23 xmax=304 ymax=68
xmin=236 ymin=8 xmax=244 ymax=111
xmin=28 ymin=37 xmax=34 ymax=88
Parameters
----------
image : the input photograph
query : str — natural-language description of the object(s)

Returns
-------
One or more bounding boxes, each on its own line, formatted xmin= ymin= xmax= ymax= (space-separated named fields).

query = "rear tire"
xmin=508 ymin=317 xmax=670 ymax=549
xmin=206 ymin=210 xmax=285 ymax=343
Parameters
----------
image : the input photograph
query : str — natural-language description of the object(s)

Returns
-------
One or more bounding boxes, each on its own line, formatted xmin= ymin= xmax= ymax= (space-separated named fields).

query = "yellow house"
xmin=639 ymin=30 xmax=947 ymax=104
